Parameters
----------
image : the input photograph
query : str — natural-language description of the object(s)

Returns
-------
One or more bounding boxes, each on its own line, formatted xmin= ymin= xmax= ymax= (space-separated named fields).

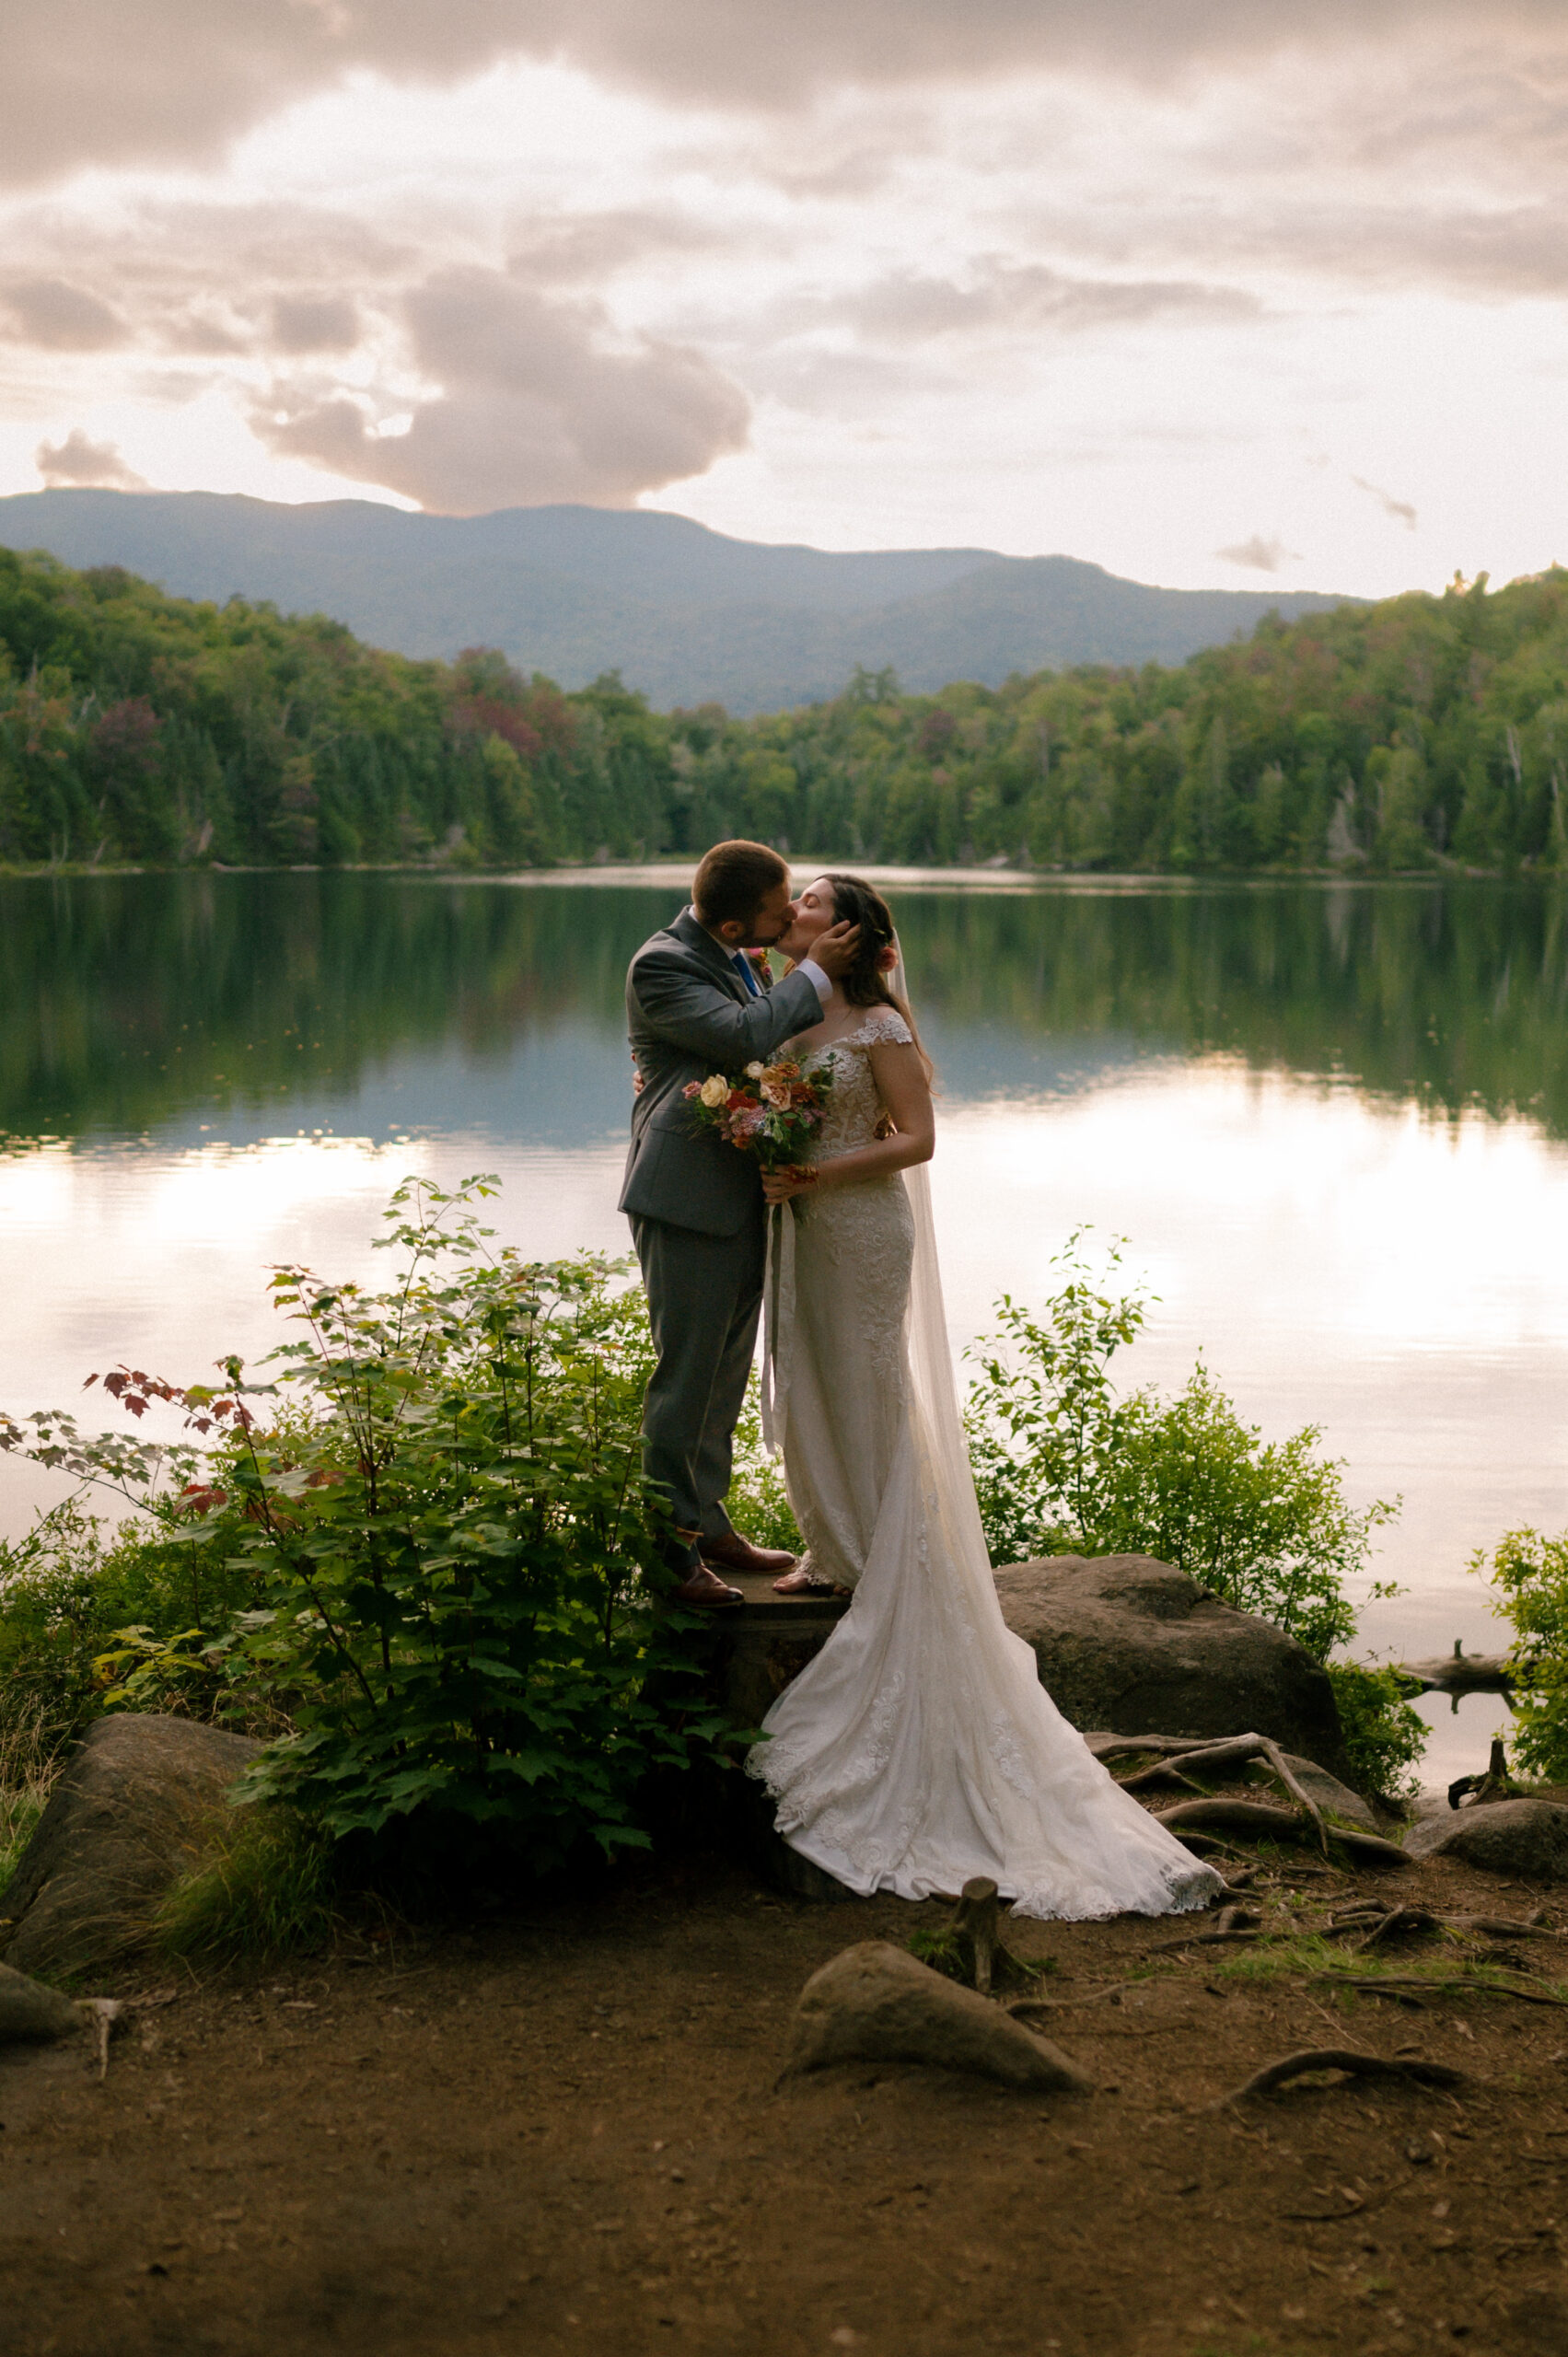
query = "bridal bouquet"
xmin=682 ymin=1056 xmax=835 ymax=1171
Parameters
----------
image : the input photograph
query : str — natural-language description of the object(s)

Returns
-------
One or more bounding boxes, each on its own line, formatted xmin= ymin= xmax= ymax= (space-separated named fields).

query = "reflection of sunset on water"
xmin=5 ymin=875 xmax=1567 ymax=1786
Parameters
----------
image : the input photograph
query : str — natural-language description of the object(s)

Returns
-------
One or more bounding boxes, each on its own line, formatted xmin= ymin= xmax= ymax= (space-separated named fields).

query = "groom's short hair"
xmin=692 ymin=840 xmax=788 ymax=927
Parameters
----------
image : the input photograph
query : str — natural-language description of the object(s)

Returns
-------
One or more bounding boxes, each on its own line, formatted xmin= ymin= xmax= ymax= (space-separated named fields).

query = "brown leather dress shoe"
xmin=670 ymin=1563 xmax=744 ymax=1609
xmin=702 ymin=1530 xmax=797 ymax=1576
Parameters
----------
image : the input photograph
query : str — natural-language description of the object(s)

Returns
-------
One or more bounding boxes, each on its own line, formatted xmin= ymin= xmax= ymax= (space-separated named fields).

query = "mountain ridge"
xmin=0 ymin=488 xmax=1352 ymax=714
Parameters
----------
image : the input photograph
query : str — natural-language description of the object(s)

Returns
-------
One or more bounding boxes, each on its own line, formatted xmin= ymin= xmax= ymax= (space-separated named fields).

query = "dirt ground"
xmin=4 ymin=1838 xmax=1568 ymax=2357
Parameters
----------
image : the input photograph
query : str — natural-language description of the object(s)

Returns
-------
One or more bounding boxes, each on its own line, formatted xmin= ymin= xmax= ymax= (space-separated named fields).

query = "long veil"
xmin=749 ymin=935 xmax=1224 ymax=1921
xmin=883 ymin=939 xmax=1003 ymax=1623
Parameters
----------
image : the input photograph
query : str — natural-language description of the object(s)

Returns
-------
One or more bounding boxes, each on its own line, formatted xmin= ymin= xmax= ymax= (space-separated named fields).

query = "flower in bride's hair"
xmin=745 ymin=1061 xmax=765 ymax=1078
xmin=698 ymin=1073 xmax=730 ymax=1108
xmin=877 ymin=945 xmax=899 ymax=972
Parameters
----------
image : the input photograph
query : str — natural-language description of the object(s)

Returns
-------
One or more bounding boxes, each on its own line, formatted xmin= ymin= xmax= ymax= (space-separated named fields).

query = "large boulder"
xmin=0 ymin=1713 xmax=261 ymax=1977
xmin=994 ymin=1554 xmax=1349 ymax=1780
xmin=1404 ymin=1799 xmax=1568 ymax=1880
xmin=784 ymin=1942 xmax=1091 ymax=2092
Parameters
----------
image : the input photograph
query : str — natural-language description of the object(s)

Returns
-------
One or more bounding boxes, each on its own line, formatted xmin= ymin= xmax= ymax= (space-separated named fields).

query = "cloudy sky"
xmin=3 ymin=2 xmax=1567 ymax=594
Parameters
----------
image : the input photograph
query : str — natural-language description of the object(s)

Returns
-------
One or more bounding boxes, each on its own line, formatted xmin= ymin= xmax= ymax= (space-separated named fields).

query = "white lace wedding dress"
xmin=749 ymin=1003 xmax=1223 ymax=1920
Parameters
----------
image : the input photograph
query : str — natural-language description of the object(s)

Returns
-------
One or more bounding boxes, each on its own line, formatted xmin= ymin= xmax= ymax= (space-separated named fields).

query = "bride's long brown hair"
xmin=799 ymin=871 xmax=934 ymax=1078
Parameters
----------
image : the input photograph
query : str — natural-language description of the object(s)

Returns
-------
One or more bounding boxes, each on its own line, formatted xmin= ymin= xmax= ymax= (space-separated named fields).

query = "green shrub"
xmin=1325 ymin=1663 xmax=1427 ymax=1804
xmin=0 ymin=1695 xmax=58 ymax=1899
xmin=965 ymin=1231 xmax=1416 ymax=1789
xmin=965 ymin=1233 xmax=1148 ymax=1569
xmin=2 ymin=1176 xmax=735 ymax=1879
xmin=0 ymin=1500 xmax=248 ymax=1753
xmin=1086 ymin=1368 xmax=1390 ymax=1663
xmin=1472 ymin=1525 xmax=1568 ymax=1781
xmin=965 ymin=1233 xmax=1397 ymax=1651
xmin=726 ymin=1375 xmax=803 ymax=1556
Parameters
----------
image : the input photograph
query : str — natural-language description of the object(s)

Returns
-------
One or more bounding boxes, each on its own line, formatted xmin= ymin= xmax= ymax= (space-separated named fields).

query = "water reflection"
xmin=4 ymin=870 xmax=1566 ymax=1791
xmin=4 ymin=871 xmax=1567 ymax=1142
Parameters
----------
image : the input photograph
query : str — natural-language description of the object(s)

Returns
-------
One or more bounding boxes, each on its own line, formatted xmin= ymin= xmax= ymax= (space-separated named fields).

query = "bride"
xmin=748 ymin=872 xmax=1223 ymax=1921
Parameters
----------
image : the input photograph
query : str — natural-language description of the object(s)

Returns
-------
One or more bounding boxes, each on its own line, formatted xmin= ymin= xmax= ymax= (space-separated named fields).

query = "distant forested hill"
xmin=0 ymin=490 xmax=1348 ymax=714
xmin=0 ymin=542 xmax=1562 ymax=874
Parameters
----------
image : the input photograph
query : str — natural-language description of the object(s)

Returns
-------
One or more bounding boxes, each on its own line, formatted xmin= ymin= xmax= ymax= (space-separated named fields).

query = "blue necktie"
xmin=731 ymin=951 xmax=761 ymax=998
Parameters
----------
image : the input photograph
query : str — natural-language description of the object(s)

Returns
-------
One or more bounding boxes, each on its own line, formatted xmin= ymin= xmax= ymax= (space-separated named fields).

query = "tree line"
xmin=3 ymin=543 xmax=1568 ymax=874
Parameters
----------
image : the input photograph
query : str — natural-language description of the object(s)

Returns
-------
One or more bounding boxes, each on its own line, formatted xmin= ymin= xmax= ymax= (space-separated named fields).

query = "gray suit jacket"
xmin=620 ymin=908 xmax=824 ymax=1237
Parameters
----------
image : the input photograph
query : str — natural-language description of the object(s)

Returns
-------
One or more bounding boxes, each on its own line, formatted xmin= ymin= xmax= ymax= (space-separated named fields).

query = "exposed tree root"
xmin=1152 ymin=1796 xmax=1408 ymax=1866
xmin=1113 ymin=1734 xmax=1330 ymax=1851
xmin=1447 ymin=1736 xmax=1525 ymax=1811
xmin=1319 ymin=1902 xmax=1564 ymax=1954
xmin=1307 ymin=1971 xmax=1568 ymax=2008
xmin=1208 ymin=2046 xmax=1469 ymax=2107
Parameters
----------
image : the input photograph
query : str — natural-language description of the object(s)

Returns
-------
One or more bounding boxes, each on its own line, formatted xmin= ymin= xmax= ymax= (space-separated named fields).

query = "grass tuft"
xmin=155 ymin=1805 xmax=340 ymax=1968
xmin=1211 ymin=1930 xmax=1568 ymax=2003
xmin=0 ymin=1697 xmax=61 ymax=1900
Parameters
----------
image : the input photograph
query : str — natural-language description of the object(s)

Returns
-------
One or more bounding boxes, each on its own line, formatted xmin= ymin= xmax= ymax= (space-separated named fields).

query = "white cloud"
xmin=271 ymin=295 xmax=360 ymax=354
xmin=10 ymin=3 xmax=1568 ymax=196
xmin=1 ymin=278 xmax=128 ymax=352
xmin=2 ymin=8 xmax=1568 ymax=585
xmin=1352 ymin=475 xmax=1419 ymax=531
xmin=36 ymin=427 xmax=149 ymax=489
xmin=250 ymin=267 xmax=751 ymax=510
xmin=1215 ymin=535 xmax=1301 ymax=573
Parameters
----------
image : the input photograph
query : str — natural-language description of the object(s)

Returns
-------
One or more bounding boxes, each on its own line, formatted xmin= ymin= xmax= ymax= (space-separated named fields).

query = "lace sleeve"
xmin=848 ymin=1005 xmax=914 ymax=1049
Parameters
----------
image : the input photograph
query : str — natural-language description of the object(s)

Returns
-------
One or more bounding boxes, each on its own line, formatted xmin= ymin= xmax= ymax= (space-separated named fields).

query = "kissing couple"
xmin=621 ymin=841 xmax=1220 ymax=1921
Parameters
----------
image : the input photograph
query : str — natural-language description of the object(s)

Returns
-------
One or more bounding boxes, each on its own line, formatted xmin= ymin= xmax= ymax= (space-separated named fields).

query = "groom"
xmin=621 ymin=840 xmax=859 ymax=1607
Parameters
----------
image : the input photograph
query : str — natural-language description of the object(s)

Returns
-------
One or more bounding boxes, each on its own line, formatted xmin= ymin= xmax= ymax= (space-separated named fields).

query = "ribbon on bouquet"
xmin=760 ymin=1199 xmax=796 ymax=1456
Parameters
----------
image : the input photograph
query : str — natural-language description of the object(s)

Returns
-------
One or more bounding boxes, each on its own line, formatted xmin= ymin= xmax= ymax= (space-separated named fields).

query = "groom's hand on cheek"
xmin=811 ymin=920 xmax=861 ymax=981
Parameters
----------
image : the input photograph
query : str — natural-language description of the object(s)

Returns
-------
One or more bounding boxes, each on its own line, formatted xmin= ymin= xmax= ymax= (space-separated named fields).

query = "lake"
xmin=5 ymin=865 xmax=1567 ymax=1786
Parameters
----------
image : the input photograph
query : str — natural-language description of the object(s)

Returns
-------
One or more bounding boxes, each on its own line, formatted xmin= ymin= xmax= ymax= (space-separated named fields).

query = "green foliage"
xmin=726 ymin=1374 xmax=804 ymax=1557
xmin=1 ymin=1178 xmax=738 ymax=1879
xmin=965 ymin=1235 xmax=1414 ymax=1788
xmin=1325 ymin=1664 xmax=1428 ymax=1804
xmin=7 ymin=544 xmax=1568 ymax=872
xmin=1086 ymin=1370 xmax=1393 ymax=1663
xmin=965 ymin=1234 xmax=1397 ymax=1659
xmin=965 ymin=1232 xmax=1149 ymax=1567
xmin=0 ymin=1695 xmax=56 ymax=1899
xmin=0 ymin=1499 xmax=248 ymax=1752
xmin=154 ymin=1805 xmax=340 ymax=1968
xmin=190 ymin=1178 xmax=732 ymax=1866
xmin=1472 ymin=1525 xmax=1568 ymax=1780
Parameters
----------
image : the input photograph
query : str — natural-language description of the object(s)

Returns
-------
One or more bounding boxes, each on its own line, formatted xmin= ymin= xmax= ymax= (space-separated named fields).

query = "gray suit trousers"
xmin=632 ymin=1204 xmax=767 ymax=1559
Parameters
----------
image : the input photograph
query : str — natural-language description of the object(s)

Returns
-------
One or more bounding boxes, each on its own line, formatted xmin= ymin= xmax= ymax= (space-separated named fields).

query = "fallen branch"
xmin=1209 ymin=2046 xmax=1469 ymax=2107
